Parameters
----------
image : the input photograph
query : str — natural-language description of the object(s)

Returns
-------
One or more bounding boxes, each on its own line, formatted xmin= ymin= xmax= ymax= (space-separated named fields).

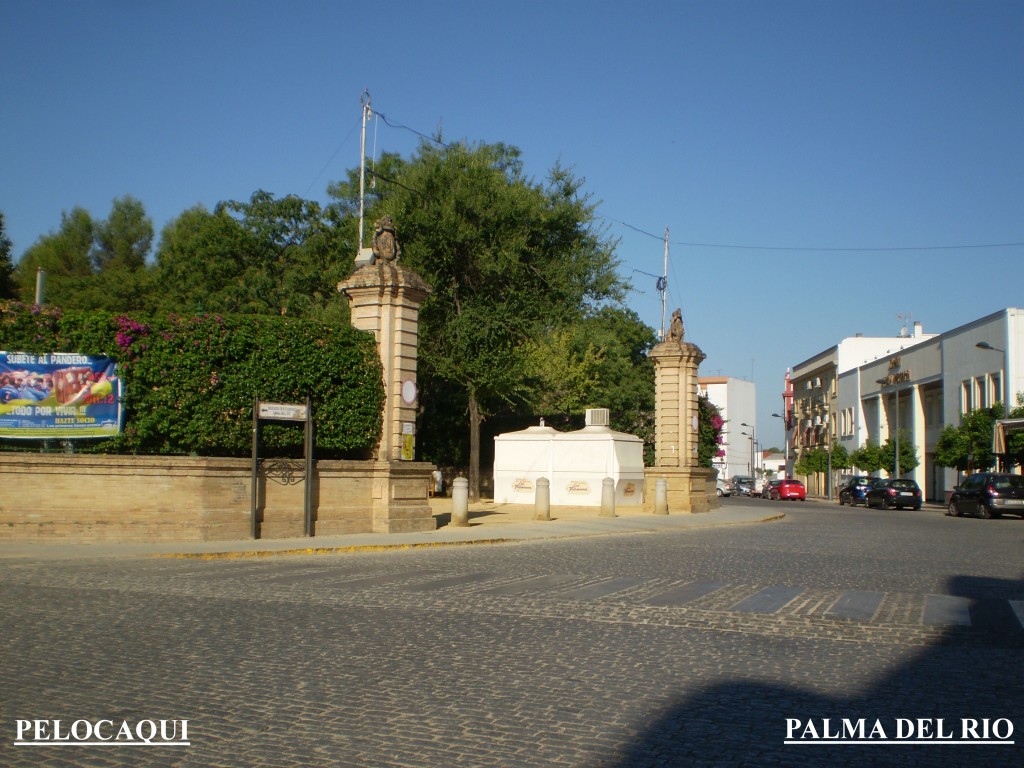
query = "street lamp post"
xmin=741 ymin=422 xmax=756 ymax=483
xmin=877 ymin=378 xmax=900 ymax=477
xmin=976 ymin=341 xmax=1010 ymax=472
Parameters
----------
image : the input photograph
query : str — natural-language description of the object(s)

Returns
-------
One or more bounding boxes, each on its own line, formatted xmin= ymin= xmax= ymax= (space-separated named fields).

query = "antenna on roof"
xmin=897 ymin=312 xmax=912 ymax=337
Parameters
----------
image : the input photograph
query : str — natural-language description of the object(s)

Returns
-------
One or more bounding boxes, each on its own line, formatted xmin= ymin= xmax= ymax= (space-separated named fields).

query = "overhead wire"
xmin=327 ymin=105 xmax=1024 ymax=255
xmin=304 ymin=116 xmax=362 ymax=197
xmin=600 ymin=214 xmax=1024 ymax=253
xmin=374 ymin=110 xmax=451 ymax=148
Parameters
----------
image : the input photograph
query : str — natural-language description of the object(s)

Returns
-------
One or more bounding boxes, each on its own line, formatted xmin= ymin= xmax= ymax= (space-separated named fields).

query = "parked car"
xmin=716 ymin=478 xmax=731 ymax=497
xmin=947 ymin=472 xmax=1024 ymax=519
xmin=731 ymin=475 xmax=756 ymax=496
xmin=838 ymin=476 xmax=872 ymax=506
xmin=762 ymin=479 xmax=782 ymax=499
xmin=769 ymin=478 xmax=805 ymax=501
xmin=864 ymin=478 xmax=922 ymax=510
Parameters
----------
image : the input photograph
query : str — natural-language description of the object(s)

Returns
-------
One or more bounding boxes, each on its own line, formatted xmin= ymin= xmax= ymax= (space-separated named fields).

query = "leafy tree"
xmin=154 ymin=193 xmax=352 ymax=321
xmin=13 ymin=198 xmax=157 ymax=312
xmin=879 ymin=430 xmax=919 ymax=476
xmin=92 ymin=195 xmax=153 ymax=272
xmin=521 ymin=306 xmax=656 ymax=437
xmin=154 ymin=205 xmax=254 ymax=314
xmin=521 ymin=327 xmax=605 ymax=422
xmin=830 ymin=443 xmax=850 ymax=471
xmin=793 ymin=442 xmax=849 ymax=495
xmin=14 ymin=207 xmax=95 ymax=304
xmin=794 ymin=447 xmax=828 ymax=477
xmin=0 ymin=212 xmax=15 ymax=299
xmin=850 ymin=441 xmax=884 ymax=474
xmin=934 ymin=406 xmax=1001 ymax=473
xmin=340 ymin=140 xmax=624 ymax=499
xmin=576 ymin=306 xmax=656 ymax=446
xmin=1006 ymin=394 xmax=1024 ymax=471
xmin=697 ymin=393 xmax=724 ymax=469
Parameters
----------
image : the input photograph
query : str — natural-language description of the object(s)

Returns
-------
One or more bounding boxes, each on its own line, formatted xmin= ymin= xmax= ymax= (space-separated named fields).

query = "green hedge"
xmin=0 ymin=301 xmax=384 ymax=457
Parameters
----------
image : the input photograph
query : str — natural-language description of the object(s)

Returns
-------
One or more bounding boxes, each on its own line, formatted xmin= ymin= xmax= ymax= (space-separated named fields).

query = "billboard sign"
xmin=0 ymin=352 xmax=122 ymax=439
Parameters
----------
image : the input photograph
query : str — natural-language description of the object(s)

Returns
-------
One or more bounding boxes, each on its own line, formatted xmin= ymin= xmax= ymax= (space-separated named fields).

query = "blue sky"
xmin=3 ymin=1 xmax=1023 ymax=448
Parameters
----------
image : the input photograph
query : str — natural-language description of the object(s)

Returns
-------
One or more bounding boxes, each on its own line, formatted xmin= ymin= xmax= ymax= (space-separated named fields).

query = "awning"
xmin=992 ymin=418 xmax=1024 ymax=453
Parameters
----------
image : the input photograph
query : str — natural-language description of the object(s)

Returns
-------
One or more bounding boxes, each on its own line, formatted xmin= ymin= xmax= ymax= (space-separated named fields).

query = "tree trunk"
xmin=468 ymin=392 xmax=481 ymax=502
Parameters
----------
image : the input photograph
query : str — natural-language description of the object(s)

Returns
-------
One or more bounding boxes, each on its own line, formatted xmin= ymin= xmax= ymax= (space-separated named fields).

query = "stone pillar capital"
xmin=650 ymin=340 xmax=706 ymax=366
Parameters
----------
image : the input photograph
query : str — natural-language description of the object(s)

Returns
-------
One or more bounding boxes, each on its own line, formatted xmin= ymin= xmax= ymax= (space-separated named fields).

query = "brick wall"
xmin=0 ymin=454 xmax=434 ymax=542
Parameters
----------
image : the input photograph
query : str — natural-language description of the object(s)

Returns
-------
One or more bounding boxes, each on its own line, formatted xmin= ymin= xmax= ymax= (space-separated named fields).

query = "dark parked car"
xmin=864 ymin=478 xmax=922 ymax=510
xmin=769 ymin=478 xmax=805 ymax=501
xmin=762 ymin=479 xmax=781 ymax=499
xmin=947 ymin=472 xmax=1024 ymax=519
xmin=838 ymin=476 xmax=872 ymax=506
xmin=731 ymin=475 xmax=756 ymax=496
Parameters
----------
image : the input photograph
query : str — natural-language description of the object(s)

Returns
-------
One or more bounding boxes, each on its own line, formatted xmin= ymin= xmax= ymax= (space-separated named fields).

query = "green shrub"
xmin=0 ymin=301 xmax=383 ymax=457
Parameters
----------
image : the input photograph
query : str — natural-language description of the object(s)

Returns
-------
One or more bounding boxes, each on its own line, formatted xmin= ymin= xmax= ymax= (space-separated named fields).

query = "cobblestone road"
xmin=2 ymin=503 xmax=1022 ymax=766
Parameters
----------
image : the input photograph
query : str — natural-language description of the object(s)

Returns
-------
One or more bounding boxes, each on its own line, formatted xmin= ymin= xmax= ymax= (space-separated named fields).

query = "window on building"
xmin=991 ymin=373 xmax=1002 ymax=407
xmin=975 ymin=376 xmax=986 ymax=408
xmin=961 ymin=380 xmax=971 ymax=414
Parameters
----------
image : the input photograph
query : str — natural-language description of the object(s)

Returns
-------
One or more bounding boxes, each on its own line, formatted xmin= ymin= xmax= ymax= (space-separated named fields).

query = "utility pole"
xmin=659 ymin=227 xmax=669 ymax=340
xmin=358 ymin=89 xmax=372 ymax=253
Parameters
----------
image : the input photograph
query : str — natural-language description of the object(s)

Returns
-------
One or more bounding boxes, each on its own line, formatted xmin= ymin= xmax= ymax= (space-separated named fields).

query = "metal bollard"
xmin=654 ymin=478 xmax=668 ymax=515
xmin=451 ymin=477 xmax=470 ymax=527
xmin=534 ymin=477 xmax=551 ymax=521
xmin=599 ymin=477 xmax=617 ymax=517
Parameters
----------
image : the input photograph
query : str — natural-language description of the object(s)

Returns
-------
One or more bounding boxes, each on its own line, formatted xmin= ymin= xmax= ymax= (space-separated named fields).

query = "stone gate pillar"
xmin=339 ymin=262 xmax=431 ymax=461
xmin=645 ymin=309 xmax=717 ymax=512
xmin=338 ymin=249 xmax=436 ymax=533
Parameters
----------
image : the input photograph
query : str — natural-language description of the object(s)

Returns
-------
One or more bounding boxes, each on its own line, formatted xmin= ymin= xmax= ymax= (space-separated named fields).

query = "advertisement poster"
xmin=0 ymin=352 xmax=122 ymax=439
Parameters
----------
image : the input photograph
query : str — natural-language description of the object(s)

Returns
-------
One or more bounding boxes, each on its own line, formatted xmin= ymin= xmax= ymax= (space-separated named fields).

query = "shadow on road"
xmin=603 ymin=574 xmax=1024 ymax=768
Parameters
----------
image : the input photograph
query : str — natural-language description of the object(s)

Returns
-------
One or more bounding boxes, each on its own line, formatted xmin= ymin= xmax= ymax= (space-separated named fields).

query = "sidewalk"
xmin=0 ymin=499 xmax=785 ymax=561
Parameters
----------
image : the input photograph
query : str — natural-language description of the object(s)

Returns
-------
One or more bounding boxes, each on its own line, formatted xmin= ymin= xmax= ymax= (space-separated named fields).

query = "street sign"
xmin=252 ymin=397 xmax=314 ymax=539
xmin=257 ymin=401 xmax=308 ymax=422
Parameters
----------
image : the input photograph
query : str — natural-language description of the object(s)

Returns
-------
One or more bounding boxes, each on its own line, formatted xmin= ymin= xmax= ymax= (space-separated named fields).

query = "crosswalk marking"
xmin=174 ymin=566 xmax=1023 ymax=632
xmin=922 ymin=594 xmax=972 ymax=626
xmin=643 ymin=581 xmax=726 ymax=607
xmin=1008 ymin=599 xmax=1024 ymax=629
xmin=401 ymin=572 xmax=492 ymax=592
xmin=558 ymin=577 xmax=646 ymax=601
xmin=730 ymin=585 xmax=804 ymax=613
xmin=825 ymin=590 xmax=884 ymax=622
xmin=478 ymin=574 xmax=581 ymax=596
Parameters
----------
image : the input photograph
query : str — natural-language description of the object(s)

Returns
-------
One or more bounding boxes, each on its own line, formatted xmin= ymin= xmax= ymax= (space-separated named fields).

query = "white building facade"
xmin=792 ymin=308 xmax=1024 ymax=501
xmin=699 ymin=376 xmax=756 ymax=482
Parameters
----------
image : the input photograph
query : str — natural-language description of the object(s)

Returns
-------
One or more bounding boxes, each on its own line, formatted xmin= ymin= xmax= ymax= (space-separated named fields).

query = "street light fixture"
xmin=976 ymin=341 xmax=1009 ymax=413
xmin=741 ymin=422 xmax=756 ymax=479
xmin=877 ymin=378 xmax=900 ymax=477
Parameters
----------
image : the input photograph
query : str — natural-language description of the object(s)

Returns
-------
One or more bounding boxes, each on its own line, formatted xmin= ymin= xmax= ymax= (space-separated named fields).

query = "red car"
xmin=770 ymin=479 xmax=806 ymax=501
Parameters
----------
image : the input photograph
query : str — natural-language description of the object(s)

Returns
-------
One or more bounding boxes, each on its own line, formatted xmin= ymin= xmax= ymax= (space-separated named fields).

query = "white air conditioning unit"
xmin=353 ymin=247 xmax=376 ymax=267
xmin=585 ymin=408 xmax=610 ymax=427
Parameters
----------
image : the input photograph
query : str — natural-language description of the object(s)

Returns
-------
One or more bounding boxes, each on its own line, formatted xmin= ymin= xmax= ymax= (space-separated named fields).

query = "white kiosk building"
xmin=493 ymin=409 xmax=645 ymax=507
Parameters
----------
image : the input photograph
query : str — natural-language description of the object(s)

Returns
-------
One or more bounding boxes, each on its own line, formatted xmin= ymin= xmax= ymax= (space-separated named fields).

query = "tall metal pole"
xmin=34 ymin=268 xmax=45 ymax=305
xmin=661 ymin=227 xmax=669 ymax=341
xmin=895 ymin=385 xmax=900 ymax=478
xmin=358 ymin=90 xmax=371 ymax=251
